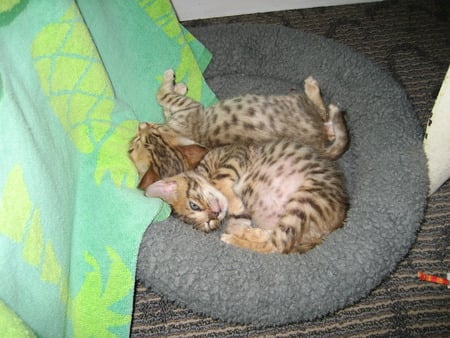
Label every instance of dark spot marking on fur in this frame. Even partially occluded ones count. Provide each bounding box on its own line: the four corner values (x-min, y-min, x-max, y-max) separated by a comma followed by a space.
247, 107, 256, 116
213, 173, 231, 180
277, 164, 285, 173
229, 213, 251, 220
231, 114, 238, 124
286, 207, 306, 222
243, 186, 254, 198
269, 114, 275, 125
222, 105, 231, 114
243, 122, 256, 130
258, 173, 270, 183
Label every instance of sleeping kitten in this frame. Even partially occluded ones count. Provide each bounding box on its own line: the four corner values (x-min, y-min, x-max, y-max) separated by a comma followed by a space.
145, 135, 348, 254
129, 70, 348, 189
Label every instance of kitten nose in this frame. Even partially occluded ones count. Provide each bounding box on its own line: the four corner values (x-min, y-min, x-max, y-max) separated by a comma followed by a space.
209, 198, 223, 219
210, 210, 220, 218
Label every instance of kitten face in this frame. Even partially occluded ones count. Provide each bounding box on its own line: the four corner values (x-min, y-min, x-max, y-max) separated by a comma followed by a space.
128, 123, 208, 189
145, 172, 228, 232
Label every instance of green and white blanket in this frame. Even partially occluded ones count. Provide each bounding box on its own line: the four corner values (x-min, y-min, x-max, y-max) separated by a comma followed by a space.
0, 0, 215, 336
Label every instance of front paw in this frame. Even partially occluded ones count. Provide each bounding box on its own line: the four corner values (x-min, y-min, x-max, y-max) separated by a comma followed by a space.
163, 69, 175, 83
195, 219, 221, 233
327, 103, 340, 120
304, 76, 321, 100
161, 69, 187, 96
220, 231, 277, 253
221, 233, 237, 245
174, 82, 187, 95
224, 219, 252, 237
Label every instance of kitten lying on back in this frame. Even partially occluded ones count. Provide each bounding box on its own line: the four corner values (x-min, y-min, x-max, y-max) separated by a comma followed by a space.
129, 70, 348, 189
145, 134, 348, 254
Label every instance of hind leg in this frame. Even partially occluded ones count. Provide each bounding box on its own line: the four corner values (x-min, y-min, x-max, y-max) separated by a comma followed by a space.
322, 104, 349, 160
304, 76, 327, 121
304, 77, 349, 159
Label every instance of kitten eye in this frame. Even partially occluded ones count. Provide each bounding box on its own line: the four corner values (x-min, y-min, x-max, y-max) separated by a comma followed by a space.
189, 201, 202, 211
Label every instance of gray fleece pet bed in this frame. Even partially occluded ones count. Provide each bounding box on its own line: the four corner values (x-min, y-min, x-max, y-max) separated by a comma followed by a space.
137, 24, 428, 326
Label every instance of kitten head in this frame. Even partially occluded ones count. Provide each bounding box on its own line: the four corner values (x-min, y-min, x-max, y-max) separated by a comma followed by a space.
145, 171, 228, 232
129, 122, 208, 190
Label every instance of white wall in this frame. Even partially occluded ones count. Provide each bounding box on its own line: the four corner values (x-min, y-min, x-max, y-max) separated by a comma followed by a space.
171, 0, 382, 21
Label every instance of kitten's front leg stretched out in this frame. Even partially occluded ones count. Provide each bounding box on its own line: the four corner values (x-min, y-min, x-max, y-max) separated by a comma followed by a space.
158, 69, 188, 119
221, 226, 278, 253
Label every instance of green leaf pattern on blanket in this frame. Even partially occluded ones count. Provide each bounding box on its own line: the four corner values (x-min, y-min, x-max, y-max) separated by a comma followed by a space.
31, 4, 137, 187
32, 4, 114, 154
94, 119, 138, 186
139, 0, 204, 101
0, 166, 64, 288
1, 166, 133, 333
2, 0, 214, 336
0, 166, 31, 242
70, 247, 133, 337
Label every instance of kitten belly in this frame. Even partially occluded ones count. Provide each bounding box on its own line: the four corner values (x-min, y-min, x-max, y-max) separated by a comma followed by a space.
243, 164, 305, 230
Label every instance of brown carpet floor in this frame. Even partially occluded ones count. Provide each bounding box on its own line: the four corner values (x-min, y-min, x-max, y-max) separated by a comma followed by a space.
131, 0, 450, 336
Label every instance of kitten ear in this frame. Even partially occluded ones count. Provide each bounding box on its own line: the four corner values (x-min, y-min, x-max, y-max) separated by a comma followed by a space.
138, 169, 159, 190
177, 144, 209, 169
145, 179, 178, 202
137, 122, 151, 136
138, 122, 149, 130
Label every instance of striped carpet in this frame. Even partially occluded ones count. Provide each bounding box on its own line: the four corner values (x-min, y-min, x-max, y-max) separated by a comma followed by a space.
131, 0, 450, 336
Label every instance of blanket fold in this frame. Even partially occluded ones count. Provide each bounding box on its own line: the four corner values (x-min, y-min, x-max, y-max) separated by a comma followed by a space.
0, 0, 215, 336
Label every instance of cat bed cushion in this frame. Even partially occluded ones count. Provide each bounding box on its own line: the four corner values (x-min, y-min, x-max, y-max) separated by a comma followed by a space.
137, 24, 428, 326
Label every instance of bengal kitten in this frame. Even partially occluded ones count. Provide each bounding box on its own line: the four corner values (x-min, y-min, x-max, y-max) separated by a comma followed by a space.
129, 69, 348, 189
145, 136, 348, 254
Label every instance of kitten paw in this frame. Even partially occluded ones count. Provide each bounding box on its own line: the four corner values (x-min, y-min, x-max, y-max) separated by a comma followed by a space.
304, 75, 319, 89
163, 69, 175, 82
304, 75, 327, 120
220, 233, 237, 245
196, 219, 221, 233
220, 232, 278, 253
322, 103, 348, 159
304, 76, 320, 99
174, 82, 187, 95
324, 104, 342, 139
158, 69, 176, 100
327, 103, 340, 119
224, 219, 252, 236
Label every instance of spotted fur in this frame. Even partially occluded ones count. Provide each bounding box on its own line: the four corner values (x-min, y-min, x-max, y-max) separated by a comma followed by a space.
146, 139, 348, 254
129, 70, 348, 189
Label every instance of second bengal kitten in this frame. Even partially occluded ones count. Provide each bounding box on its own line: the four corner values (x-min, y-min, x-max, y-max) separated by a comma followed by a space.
145, 136, 348, 254
129, 70, 348, 189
